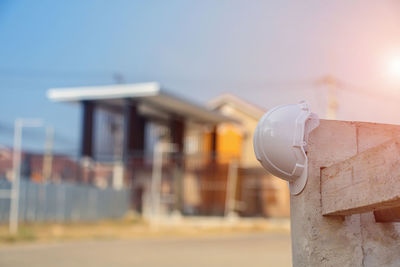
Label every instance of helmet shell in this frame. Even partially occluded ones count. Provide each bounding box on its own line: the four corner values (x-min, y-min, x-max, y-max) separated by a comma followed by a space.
253, 102, 319, 195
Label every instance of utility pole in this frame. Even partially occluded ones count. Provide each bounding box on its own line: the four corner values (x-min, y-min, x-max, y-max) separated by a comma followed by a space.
9, 119, 42, 234
9, 119, 22, 234
316, 75, 340, 120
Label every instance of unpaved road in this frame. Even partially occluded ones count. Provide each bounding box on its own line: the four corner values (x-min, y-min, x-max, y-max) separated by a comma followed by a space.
0, 233, 291, 267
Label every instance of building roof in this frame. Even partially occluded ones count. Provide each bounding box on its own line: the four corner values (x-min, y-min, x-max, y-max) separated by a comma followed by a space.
47, 82, 237, 124
208, 93, 267, 119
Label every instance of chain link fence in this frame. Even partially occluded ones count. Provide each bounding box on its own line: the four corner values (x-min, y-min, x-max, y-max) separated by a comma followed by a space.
0, 148, 289, 223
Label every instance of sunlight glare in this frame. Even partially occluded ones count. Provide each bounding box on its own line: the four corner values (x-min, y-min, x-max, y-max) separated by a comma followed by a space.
387, 55, 400, 81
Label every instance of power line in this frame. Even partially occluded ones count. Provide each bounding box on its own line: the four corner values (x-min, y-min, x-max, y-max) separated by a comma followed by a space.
0, 67, 115, 78
1, 66, 399, 105
315, 76, 400, 104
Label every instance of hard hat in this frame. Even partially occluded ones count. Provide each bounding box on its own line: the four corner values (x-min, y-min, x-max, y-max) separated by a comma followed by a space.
253, 101, 319, 195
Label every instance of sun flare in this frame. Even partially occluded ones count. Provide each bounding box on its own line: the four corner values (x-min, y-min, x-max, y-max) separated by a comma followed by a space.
387, 56, 400, 80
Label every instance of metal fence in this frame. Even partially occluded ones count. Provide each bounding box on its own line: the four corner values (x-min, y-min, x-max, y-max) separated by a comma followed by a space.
0, 178, 131, 223
0, 148, 290, 222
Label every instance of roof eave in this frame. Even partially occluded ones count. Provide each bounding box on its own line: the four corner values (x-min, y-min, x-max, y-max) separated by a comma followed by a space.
47, 82, 160, 102
47, 83, 239, 124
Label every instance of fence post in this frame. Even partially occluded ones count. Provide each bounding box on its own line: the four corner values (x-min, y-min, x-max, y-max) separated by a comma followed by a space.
225, 159, 238, 217
9, 120, 22, 234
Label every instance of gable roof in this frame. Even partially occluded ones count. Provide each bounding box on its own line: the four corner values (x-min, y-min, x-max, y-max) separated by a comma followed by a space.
208, 93, 267, 120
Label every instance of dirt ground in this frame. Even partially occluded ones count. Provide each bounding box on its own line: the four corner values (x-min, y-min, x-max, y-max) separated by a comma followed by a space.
0, 216, 290, 244
0, 232, 291, 267
0, 217, 291, 266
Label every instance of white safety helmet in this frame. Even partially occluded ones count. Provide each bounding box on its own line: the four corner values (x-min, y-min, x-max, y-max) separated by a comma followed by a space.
253, 101, 319, 195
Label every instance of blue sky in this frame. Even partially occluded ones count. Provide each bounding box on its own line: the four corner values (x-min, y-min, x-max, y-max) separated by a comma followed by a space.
1, 0, 400, 153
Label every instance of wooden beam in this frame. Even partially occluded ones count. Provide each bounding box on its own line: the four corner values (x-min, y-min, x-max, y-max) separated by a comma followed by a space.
321, 136, 400, 216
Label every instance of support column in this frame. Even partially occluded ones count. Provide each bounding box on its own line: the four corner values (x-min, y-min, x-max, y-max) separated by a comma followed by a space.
170, 117, 185, 213
80, 101, 95, 184
170, 118, 185, 155
81, 101, 95, 158
123, 100, 146, 212
210, 125, 218, 163
123, 100, 146, 163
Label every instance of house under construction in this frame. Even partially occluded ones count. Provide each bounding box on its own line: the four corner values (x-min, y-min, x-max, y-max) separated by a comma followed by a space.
47, 83, 289, 217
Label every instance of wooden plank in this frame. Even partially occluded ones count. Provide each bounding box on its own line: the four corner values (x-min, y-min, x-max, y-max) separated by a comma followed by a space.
321, 135, 400, 216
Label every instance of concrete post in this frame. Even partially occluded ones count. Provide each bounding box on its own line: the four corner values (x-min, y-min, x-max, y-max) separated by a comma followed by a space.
291, 120, 400, 267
